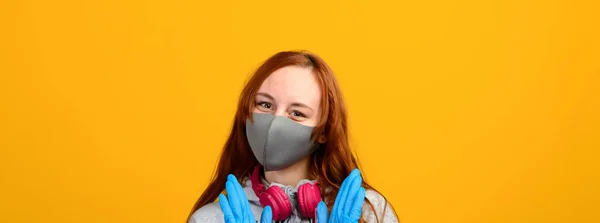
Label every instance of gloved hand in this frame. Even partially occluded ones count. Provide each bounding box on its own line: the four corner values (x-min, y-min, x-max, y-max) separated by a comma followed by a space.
219, 174, 273, 223
315, 169, 366, 223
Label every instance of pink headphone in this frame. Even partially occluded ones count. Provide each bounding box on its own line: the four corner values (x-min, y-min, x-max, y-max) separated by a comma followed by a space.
249, 165, 322, 221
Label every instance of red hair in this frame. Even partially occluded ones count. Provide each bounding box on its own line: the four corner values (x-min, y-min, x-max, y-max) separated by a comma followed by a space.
187, 50, 396, 222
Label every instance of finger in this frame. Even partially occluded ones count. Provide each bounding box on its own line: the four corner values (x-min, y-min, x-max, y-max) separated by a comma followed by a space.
219, 194, 237, 223
332, 169, 359, 218
228, 174, 246, 202
229, 174, 254, 221
332, 169, 359, 217
225, 181, 242, 221
343, 173, 363, 214
348, 187, 366, 222
230, 177, 249, 223
316, 201, 329, 223
260, 206, 272, 223
333, 169, 360, 217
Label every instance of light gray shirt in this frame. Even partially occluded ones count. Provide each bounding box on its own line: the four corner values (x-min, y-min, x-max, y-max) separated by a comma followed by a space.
188, 177, 399, 223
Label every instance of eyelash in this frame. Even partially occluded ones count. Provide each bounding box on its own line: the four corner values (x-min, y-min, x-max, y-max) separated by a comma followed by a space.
257, 101, 272, 109
291, 111, 306, 118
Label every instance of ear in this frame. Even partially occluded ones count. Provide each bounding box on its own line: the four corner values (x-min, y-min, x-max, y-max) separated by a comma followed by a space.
317, 135, 327, 144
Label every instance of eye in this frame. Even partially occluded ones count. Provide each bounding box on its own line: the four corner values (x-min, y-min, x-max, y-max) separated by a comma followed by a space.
256, 101, 273, 111
291, 111, 306, 118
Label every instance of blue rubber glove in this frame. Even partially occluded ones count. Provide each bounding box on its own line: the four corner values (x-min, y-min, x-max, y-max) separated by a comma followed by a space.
315, 169, 366, 223
219, 174, 273, 223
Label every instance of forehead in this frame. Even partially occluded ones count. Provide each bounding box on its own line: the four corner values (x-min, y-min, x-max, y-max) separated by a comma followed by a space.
257, 66, 321, 105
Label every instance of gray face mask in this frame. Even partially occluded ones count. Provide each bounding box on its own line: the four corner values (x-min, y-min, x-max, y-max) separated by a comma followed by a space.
246, 112, 318, 171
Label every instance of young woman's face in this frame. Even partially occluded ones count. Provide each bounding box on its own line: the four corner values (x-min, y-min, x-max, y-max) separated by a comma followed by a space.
253, 65, 322, 126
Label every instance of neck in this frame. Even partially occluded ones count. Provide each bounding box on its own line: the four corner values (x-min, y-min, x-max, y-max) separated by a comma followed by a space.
264, 157, 311, 187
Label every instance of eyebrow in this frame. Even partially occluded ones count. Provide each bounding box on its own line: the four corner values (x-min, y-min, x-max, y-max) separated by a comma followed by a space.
290, 102, 314, 112
256, 92, 314, 112
256, 92, 274, 101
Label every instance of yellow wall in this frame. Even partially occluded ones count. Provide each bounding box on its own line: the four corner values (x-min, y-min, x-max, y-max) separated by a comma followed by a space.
1, 0, 598, 222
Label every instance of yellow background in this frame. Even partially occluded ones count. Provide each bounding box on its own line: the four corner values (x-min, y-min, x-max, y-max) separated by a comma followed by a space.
1, 0, 599, 222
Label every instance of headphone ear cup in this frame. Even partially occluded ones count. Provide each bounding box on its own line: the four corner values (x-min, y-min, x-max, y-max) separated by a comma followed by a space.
260, 186, 293, 221
297, 183, 322, 218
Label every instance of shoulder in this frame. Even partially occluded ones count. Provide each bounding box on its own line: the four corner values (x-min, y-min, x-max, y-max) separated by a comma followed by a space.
361, 189, 399, 223
188, 202, 224, 223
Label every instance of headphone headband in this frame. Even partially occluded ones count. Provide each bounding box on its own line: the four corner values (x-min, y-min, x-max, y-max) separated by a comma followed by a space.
250, 164, 266, 195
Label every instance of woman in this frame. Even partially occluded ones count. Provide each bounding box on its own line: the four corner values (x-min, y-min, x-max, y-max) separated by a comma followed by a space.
187, 50, 398, 223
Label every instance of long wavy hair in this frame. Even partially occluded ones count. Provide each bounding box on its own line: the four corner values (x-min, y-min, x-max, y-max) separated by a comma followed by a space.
187, 50, 396, 222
